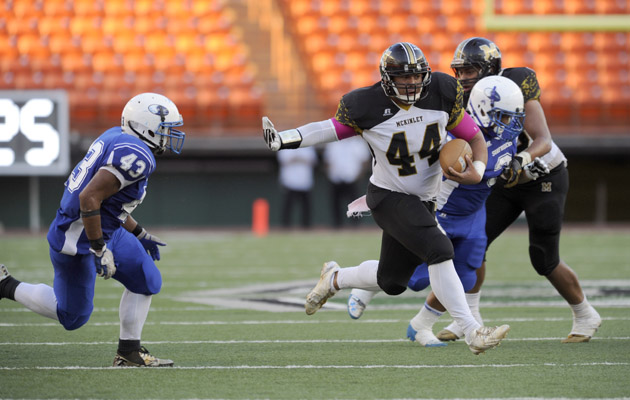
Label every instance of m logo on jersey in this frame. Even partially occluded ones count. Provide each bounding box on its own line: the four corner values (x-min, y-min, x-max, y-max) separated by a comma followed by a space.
541, 182, 552, 192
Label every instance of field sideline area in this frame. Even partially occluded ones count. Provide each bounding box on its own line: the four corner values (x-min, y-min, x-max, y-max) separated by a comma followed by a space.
1, 226, 629, 399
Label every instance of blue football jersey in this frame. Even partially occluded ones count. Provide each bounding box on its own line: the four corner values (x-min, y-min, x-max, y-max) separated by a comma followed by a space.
47, 127, 156, 255
437, 132, 516, 216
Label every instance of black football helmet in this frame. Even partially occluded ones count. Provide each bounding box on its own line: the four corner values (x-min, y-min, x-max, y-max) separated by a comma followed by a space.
380, 42, 432, 104
450, 37, 502, 92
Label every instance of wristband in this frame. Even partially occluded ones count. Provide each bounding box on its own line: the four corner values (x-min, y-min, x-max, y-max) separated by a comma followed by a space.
277, 129, 303, 149
132, 224, 143, 237
80, 209, 100, 218
89, 237, 105, 251
472, 160, 486, 177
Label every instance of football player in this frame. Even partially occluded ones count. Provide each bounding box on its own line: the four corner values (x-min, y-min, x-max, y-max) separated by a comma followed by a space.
348, 76, 524, 346
0, 92, 185, 366
263, 42, 510, 355
435, 37, 601, 343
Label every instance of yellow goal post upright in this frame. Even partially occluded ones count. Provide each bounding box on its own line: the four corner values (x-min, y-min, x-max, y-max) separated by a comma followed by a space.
482, 0, 630, 31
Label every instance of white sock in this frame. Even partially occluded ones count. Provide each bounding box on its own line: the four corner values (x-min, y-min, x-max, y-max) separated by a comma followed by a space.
119, 289, 152, 340
570, 297, 598, 319
465, 291, 483, 325
336, 260, 380, 291
410, 302, 443, 331
349, 288, 377, 305
428, 260, 480, 338
14, 282, 58, 320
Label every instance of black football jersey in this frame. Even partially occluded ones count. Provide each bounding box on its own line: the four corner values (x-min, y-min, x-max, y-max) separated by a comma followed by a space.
334, 72, 466, 200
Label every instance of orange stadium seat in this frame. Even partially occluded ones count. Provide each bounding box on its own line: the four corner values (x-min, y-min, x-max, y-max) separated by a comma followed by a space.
42, 0, 73, 17
320, 0, 349, 16
12, 0, 44, 19
593, 32, 628, 52
352, 0, 381, 16
527, 32, 562, 53
595, 0, 628, 14
38, 16, 70, 37
287, 0, 313, 17
560, 32, 595, 53
532, 0, 565, 14
498, 0, 534, 15
73, 0, 102, 17
564, 0, 596, 14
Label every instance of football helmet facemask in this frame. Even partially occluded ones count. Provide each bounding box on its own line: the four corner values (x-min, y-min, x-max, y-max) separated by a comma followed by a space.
467, 76, 525, 142
380, 42, 432, 104
121, 93, 185, 155
451, 37, 502, 92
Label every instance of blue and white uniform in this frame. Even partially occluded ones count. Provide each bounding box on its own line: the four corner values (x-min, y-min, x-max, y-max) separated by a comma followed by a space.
46, 127, 162, 330
407, 132, 517, 292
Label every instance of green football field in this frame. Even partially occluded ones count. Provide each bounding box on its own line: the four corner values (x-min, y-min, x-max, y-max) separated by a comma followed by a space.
1, 226, 629, 399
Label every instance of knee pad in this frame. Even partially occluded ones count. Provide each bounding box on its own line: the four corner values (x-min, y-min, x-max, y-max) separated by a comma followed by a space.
529, 244, 559, 276
458, 267, 478, 292
377, 273, 407, 295
57, 310, 90, 331
407, 265, 430, 292
425, 233, 454, 266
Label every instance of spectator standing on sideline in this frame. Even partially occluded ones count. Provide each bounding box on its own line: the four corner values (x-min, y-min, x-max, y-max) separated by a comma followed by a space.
277, 146, 318, 228
0, 92, 185, 367
323, 136, 371, 227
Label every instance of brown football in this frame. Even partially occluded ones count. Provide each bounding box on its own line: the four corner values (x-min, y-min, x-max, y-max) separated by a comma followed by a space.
439, 138, 473, 174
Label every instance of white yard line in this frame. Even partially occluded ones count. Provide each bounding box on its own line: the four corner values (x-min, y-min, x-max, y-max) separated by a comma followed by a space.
0, 362, 628, 371
1, 336, 629, 346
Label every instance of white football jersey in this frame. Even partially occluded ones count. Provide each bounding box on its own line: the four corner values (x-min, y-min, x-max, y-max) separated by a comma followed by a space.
335, 72, 466, 201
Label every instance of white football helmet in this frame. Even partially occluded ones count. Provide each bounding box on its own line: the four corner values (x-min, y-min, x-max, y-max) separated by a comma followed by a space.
466, 76, 525, 142
121, 93, 185, 154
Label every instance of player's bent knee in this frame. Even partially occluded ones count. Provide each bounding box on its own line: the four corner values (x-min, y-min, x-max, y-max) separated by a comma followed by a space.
459, 269, 478, 292
58, 311, 90, 331
378, 277, 407, 295
407, 275, 429, 292
425, 236, 454, 266
529, 244, 559, 276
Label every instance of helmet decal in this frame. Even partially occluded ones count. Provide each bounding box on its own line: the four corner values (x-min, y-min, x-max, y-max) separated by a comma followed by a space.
484, 85, 501, 106
479, 43, 501, 61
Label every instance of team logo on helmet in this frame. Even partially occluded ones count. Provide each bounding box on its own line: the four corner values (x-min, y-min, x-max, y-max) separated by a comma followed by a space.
148, 104, 170, 116
484, 85, 501, 106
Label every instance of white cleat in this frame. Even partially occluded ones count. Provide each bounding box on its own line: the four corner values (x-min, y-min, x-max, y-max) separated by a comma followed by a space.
347, 289, 375, 319
407, 324, 447, 347
0, 264, 9, 282
305, 262, 340, 315
466, 325, 510, 355
436, 321, 463, 342
562, 311, 602, 343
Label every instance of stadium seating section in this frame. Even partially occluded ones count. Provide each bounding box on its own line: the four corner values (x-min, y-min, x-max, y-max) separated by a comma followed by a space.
1, 0, 628, 135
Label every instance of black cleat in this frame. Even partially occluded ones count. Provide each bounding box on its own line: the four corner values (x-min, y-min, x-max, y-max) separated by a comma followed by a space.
113, 346, 174, 367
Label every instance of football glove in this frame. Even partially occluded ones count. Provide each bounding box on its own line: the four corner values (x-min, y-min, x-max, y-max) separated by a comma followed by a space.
262, 116, 282, 151
262, 116, 303, 150
523, 157, 550, 181
136, 228, 166, 261
90, 244, 116, 279
502, 151, 532, 188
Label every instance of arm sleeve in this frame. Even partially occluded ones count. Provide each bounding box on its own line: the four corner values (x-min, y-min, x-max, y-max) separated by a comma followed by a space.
297, 117, 357, 147
449, 112, 480, 141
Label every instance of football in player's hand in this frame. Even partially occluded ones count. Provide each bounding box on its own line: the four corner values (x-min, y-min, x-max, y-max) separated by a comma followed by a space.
439, 138, 472, 174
